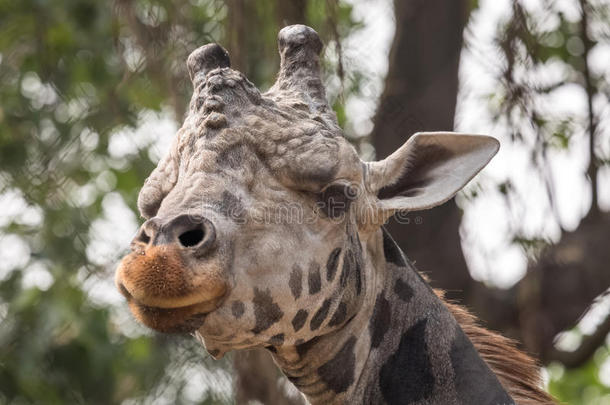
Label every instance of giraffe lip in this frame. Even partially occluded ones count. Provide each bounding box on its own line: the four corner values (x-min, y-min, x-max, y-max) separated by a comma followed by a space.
132, 299, 212, 319
118, 281, 219, 313
117, 281, 220, 312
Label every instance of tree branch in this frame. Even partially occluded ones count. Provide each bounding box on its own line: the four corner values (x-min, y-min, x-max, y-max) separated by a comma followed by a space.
546, 314, 610, 369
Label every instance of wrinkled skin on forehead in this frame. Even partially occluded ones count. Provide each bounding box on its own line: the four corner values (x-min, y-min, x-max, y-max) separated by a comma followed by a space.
143, 77, 362, 219
138, 50, 360, 220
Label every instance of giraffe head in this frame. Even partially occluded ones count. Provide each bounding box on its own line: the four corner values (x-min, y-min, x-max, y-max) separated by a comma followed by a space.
115, 25, 499, 357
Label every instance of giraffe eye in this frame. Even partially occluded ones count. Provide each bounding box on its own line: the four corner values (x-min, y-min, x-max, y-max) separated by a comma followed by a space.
318, 184, 357, 218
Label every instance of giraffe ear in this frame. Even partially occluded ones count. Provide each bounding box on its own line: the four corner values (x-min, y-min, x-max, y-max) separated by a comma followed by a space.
367, 132, 499, 214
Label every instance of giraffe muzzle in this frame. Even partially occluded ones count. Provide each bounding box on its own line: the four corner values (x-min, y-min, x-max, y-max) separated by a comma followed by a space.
115, 215, 228, 333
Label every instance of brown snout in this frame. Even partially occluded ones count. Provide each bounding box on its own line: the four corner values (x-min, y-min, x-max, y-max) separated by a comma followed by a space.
115, 214, 228, 333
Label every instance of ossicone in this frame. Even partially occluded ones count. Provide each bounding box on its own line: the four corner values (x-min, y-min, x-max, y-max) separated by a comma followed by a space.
187, 43, 231, 85
271, 24, 338, 129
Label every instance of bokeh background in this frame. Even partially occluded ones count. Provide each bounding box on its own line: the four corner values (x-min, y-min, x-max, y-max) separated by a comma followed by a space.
1, 0, 609, 404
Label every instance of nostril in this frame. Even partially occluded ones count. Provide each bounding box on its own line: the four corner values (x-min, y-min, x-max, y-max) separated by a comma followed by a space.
132, 227, 152, 248
139, 229, 151, 244
147, 214, 215, 249
178, 228, 205, 247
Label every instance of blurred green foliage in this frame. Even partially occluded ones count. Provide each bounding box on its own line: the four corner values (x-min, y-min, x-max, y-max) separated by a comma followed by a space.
548, 346, 610, 404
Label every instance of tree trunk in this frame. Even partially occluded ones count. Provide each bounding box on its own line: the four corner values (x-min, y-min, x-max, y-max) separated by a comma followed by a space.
369, 0, 525, 350
276, 0, 307, 27
372, 0, 472, 302
225, 0, 247, 73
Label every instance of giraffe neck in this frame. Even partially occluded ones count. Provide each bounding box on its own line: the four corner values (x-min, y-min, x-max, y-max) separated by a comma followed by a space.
272, 228, 515, 405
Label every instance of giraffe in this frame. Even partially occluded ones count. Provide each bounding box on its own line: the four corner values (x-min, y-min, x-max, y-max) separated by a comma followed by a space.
115, 25, 555, 404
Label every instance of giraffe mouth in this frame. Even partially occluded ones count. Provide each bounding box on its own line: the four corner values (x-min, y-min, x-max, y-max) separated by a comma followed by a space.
114, 244, 229, 333
118, 282, 222, 333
